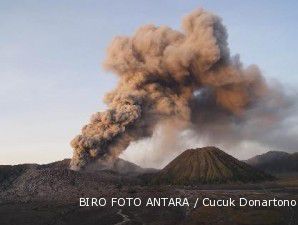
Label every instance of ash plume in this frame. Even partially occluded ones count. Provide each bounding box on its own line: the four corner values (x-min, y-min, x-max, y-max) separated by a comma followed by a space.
70, 9, 276, 170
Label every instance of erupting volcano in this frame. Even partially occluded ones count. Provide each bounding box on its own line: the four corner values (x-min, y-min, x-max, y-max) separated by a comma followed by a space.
70, 8, 283, 170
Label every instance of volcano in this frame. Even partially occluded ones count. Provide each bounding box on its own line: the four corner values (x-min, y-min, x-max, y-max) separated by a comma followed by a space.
153, 147, 272, 185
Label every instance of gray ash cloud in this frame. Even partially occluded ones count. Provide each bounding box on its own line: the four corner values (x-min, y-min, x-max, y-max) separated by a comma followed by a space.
70, 9, 293, 170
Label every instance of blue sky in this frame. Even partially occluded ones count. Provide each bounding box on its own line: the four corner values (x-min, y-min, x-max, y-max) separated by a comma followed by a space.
1, 0, 297, 164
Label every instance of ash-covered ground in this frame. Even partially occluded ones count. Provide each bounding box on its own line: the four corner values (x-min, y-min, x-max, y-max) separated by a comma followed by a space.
0, 149, 297, 225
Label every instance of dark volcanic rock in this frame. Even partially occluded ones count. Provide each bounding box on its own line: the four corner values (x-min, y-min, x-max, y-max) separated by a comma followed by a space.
245, 151, 298, 174
0, 164, 38, 189
153, 146, 272, 185
0, 158, 144, 202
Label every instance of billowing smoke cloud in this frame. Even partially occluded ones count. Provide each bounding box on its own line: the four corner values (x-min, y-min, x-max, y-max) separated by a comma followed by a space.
188, 83, 297, 157
70, 9, 283, 170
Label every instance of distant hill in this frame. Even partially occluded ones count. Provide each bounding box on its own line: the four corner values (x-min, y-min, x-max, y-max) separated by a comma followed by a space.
0, 163, 38, 189
0, 158, 151, 188
153, 147, 272, 185
83, 158, 157, 174
0, 158, 149, 202
245, 151, 298, 174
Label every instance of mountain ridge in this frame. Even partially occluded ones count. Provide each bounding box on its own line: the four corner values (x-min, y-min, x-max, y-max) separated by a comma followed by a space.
153, 146, 272, 185
245, 151, 298, 174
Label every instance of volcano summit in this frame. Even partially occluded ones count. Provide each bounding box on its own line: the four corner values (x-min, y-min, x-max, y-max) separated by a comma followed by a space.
153, 147, 272, 185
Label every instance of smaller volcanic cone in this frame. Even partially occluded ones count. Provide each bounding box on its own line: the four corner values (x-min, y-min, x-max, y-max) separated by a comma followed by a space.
153, 146, 272, 184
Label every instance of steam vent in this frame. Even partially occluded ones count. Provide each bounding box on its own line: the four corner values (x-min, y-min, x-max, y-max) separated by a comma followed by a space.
153, 147, 272, 185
